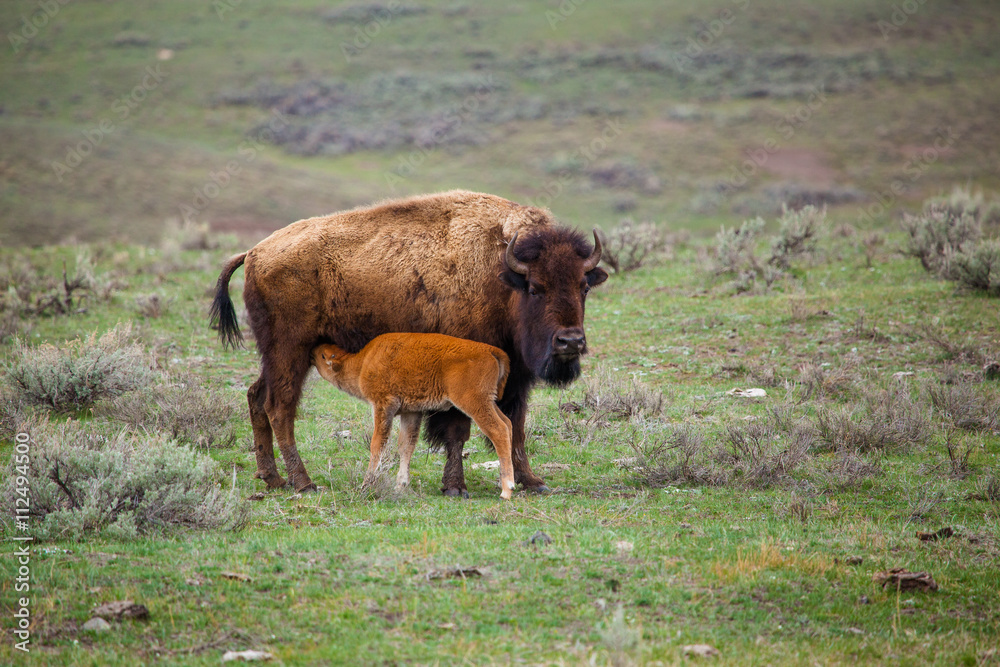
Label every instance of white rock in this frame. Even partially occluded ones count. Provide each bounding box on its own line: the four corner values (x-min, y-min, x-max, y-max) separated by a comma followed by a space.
726, 387, 767, 398
222, 650, 275, 662
82, 617, 111, 632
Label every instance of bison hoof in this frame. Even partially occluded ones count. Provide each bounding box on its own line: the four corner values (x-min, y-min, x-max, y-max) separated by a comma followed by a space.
296, 482, 319, 494
528, 484, 551, 495
443, 488, 470, 499
256, 472, 288, 489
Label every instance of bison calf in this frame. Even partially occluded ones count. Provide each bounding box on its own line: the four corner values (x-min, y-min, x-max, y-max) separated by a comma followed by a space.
312, 333, 516, 499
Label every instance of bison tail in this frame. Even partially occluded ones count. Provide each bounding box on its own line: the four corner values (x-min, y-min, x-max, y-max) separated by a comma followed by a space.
210, 252, 248, 350
493, 350, 510, 401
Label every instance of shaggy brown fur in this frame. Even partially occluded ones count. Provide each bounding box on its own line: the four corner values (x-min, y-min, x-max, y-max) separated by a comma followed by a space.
211, 189, 606, 494
312, 334, 514, 498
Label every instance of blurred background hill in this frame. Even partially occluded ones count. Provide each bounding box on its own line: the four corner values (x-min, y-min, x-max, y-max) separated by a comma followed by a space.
1, 0, 998, 247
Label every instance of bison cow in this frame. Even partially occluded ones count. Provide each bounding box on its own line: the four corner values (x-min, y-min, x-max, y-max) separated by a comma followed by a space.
312, 333, 514, 499
210, 189, 607, 495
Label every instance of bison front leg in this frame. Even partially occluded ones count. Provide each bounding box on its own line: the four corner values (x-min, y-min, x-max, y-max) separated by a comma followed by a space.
427, 410, 471, 498
248, 376, 286, 489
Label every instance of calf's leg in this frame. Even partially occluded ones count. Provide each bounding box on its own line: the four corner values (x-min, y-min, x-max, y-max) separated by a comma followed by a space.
394, 412, 422, 491
499, 384, 548, 493
453, 398, 515, 500
364, 403, 396, 489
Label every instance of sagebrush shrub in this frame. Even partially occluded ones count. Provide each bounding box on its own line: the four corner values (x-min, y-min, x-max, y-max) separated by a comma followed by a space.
901, 206, 980, 274
582, 367, 664, 420
601, 219, 671, 274
94, 377, 242, 448
924, 383, 1000, 432
815, 384, 931, 454
903, 188, 1000, 296
0, 250, 122, 319
717, 420, 810, 488
1, 421, 247, 540
945, 239, 1000, 296
713, 205, 825, 293
3, 323, 153, 413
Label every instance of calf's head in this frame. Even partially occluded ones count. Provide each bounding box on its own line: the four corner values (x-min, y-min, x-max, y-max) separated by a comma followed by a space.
499, 227, 608, 386
312, 344, 349, 386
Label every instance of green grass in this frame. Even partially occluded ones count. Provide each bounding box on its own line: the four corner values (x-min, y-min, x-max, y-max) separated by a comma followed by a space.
1, 226, 999, 665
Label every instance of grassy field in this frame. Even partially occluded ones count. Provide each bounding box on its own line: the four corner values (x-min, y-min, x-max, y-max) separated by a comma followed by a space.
2, 0, 1000, 664
0, 213, 998, 664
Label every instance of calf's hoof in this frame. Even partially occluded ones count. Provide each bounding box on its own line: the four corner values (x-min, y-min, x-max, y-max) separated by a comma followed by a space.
443, 488, 470, 499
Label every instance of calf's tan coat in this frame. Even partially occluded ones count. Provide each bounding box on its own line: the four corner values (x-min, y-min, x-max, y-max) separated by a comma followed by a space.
312, 333, 515, 499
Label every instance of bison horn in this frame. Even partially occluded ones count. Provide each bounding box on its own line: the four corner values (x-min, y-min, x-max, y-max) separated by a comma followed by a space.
504, 232, 530, 276
583, 229, 603, 272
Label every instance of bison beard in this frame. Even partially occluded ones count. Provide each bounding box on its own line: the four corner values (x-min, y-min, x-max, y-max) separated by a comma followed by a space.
210, 190, 606, 495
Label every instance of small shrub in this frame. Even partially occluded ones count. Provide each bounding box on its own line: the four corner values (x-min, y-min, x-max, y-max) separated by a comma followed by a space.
718, 420, 810, 488
924, 383, 1000, 432
824, 451, 882, 488
3, 323, 153, 413
914, 321, 986, 365
582, 368, 664, 420
135, 294, 165, 319
713, 206, 825, 293
769, 205, 825, 270
943, 431, 976, 479
860, 231, 885, 268
0, 387, 27, 442
814, 384, 931, 454
902, 203, 981, 274
970, 474, 1000, 502
797, 361, 861, 402
0, 250, 124, 321
902, 188, 1000, 296
598, 605, 640, 667
945, 239, 1000, 295
1, 421, 248, 540
927, 185, 1000, 233
601, 219, 670, 275
94, 377, 241, 448
625, 423, 716, 487
161, 219, 219, 252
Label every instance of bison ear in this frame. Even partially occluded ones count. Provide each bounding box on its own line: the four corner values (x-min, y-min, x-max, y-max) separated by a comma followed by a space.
498, 270, 528, 292
586, 267, 609, 288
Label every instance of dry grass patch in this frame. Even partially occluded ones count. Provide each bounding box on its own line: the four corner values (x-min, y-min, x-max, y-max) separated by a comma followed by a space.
710, 540, 834, 584
581, 367, 664, 421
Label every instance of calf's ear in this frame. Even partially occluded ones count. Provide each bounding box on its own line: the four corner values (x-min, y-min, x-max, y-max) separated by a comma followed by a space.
586, 267, 609, 288
498, 270, 528, 292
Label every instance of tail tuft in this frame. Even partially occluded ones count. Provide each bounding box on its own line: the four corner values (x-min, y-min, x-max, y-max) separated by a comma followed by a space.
210, 252, 247, 350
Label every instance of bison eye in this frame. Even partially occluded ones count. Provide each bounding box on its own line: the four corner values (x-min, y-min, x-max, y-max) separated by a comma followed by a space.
528, 285, 542, 297
582, 284, 591, 295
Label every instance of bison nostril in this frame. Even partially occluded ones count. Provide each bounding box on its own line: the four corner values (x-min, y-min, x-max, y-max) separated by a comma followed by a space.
555, 334, 585, 352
